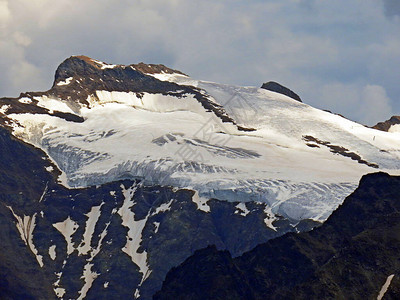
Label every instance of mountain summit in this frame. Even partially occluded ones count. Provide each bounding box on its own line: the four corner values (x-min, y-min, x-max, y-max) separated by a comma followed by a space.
260, 81, 302, 102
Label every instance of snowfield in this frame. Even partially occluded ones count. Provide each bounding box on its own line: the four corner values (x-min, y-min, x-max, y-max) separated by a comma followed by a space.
6, 72, 400, 222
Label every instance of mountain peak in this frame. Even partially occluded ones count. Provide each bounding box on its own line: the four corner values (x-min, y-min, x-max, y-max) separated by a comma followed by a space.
261, 81, 302, 102
53, 56, 186, 86
48, 56, 191, 107
52, 55, 122, 86
373, 115, 400, 132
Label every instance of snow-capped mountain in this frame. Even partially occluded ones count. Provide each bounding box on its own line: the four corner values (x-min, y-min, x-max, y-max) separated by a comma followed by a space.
2, 56, 400, 221
1, 56, 400, 299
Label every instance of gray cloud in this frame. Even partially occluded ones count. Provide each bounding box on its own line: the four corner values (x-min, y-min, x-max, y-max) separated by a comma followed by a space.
383, 0, 400, 17
0, 0, 399, 125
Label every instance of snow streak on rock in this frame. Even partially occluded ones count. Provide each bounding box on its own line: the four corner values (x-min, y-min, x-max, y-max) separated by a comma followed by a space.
77, 263, 99, 300
7, 206, 44, 267
77, 203, 104, 255
377, 274, 395, 300
118, 183, 152, 284
53, 216, 79, 255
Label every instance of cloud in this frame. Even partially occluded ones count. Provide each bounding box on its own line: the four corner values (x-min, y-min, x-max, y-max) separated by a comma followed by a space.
303, 82, 393, 126
383, 0, 400, 17
0, 0, 10, 29
0, 0, 398, 125
359, 85, 393, 125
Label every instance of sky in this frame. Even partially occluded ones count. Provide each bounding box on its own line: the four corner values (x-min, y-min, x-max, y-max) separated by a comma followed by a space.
0, 0, 399, 125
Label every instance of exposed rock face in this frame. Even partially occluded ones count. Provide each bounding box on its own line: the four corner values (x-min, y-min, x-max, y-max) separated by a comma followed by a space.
51, 56, 253, 130
155, 172, 400, 299
373, 116, 400, 132
0, 56, 253, 132
260, 81, 302, 102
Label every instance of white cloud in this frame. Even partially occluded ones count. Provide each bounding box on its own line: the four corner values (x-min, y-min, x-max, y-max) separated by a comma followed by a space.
359, 85, 393, 125
0, 0, 10, 28
13, 31, 31, 47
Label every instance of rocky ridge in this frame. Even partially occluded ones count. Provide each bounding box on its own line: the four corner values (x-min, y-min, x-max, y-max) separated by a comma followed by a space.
155, 172, 400, 299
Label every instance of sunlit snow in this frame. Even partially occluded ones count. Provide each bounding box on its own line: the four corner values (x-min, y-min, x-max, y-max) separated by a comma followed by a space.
6, 73, 400, 223
57, 77, 73, 86
118, 184, 152, 284
53, 217, 79, 255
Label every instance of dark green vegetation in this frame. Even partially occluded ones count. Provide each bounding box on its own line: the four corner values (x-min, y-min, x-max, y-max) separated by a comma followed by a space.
155, 172, 400, 299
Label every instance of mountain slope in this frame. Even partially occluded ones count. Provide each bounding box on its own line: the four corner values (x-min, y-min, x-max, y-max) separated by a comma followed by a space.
2, 56, 400, 224
155, 172, 400, 299
1, 56, 400, 299
0, 125, 308, 299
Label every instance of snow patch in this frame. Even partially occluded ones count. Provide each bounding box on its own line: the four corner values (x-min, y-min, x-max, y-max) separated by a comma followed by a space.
39, 183, 48, 203
57, 77, 73, 86
91, 58, 117, 69
235, 203, 250, 216
53, 217, 79, 255
49, 245, 57, 260
90, 221, 111, 260
389, 124, 400, 133
0, 105, 10, 114
192, 191, 210, 212
152, 199, 174, 215
7, 207, 43, 267
53, 271, 65, 298
18, 97, 32, 104
77, 203, 104, 256
33, 96, 75, 114
90, 90, 206, 116
118, 183, 152, 284
134, 288, 141, 299
54, 287, 65, 298
153, 222, 160, 233
151, 73, 189, 82
77, 263, 99, 300
377, 274, 395, 300
264, 205, 277, 231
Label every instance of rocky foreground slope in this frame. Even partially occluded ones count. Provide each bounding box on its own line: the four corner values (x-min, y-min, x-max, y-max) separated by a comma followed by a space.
155, 172, 400, 299
0, 126, 304, 299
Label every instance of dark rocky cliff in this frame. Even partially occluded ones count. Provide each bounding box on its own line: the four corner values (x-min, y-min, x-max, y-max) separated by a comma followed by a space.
155, 172, 400, 299
373, 116, 400, 132
0, 127, 315, 299
261, 81, 302, 102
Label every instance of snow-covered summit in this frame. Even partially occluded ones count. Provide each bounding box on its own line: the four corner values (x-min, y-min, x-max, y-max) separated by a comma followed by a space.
1, 56, 400, 222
